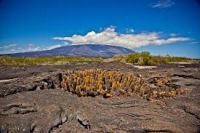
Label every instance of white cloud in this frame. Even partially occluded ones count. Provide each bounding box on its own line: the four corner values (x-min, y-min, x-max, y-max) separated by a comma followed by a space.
26, 44, 42, 51
47, 44, 62, 50
0, 43, 64, 54
151, 0, 175, 8
0, 44, 17, 50
126, 28, 134, 33
169, 33, 177, 37
0, 44, 19, 54
0, 44, 43, 54
191, 41, 199, 44
53, 27, 190, 49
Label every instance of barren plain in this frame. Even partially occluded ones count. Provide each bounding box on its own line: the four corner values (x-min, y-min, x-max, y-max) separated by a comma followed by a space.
0, 62, 200, 133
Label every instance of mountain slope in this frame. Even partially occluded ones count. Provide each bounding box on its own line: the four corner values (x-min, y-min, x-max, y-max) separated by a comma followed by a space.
11, 44, 134, 57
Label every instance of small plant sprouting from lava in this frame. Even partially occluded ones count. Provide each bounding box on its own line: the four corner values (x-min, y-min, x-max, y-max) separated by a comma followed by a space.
60, 69, 187, 99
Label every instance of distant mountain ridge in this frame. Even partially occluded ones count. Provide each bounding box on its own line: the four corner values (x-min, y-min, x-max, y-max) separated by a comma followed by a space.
8, 44, 134, 57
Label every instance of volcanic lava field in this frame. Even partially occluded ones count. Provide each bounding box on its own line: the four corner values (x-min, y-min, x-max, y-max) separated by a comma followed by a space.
0, 62, 200, 133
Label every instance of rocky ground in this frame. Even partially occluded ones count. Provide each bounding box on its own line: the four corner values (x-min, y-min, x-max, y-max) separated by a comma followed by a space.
0, 62, 200, 133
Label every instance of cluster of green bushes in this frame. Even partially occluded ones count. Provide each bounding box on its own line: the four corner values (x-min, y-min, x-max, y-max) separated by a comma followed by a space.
0, 56, 103, 65
126, 52, 197, 65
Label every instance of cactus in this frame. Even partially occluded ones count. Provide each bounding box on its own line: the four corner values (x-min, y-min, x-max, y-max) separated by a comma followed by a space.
60, 69, 186, 99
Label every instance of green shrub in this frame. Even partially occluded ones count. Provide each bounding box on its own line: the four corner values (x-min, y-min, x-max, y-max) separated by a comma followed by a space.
127, 51, 155, 65
112, 55, 127, 62
127, 52, 195, 65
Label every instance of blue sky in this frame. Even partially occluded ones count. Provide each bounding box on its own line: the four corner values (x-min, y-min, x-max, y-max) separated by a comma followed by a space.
0, 0, 200, 58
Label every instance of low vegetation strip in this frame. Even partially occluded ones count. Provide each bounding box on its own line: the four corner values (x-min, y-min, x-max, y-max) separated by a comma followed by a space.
60, 69, 187, 99
0, 56, 103, 65
126, 52, 199, 65
0, 52, 199, 66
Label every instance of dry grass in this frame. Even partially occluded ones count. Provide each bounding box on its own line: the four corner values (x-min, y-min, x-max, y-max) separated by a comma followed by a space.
0, 56, 103, 65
